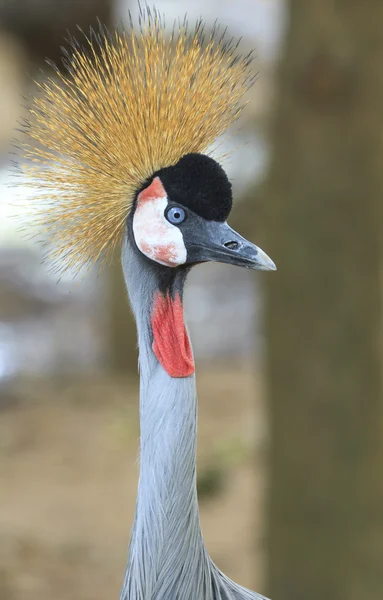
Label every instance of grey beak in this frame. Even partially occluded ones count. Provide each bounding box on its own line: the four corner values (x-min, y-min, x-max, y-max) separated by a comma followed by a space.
185, 220, 276, 271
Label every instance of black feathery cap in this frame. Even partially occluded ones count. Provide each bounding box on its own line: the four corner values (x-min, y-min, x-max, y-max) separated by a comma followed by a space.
154, 153, 233, 222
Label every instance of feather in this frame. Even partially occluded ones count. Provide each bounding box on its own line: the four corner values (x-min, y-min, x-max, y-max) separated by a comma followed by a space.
18, 5, 254, 274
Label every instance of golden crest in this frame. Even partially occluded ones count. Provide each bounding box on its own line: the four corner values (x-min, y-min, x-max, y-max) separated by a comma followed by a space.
19, 6, 254, 274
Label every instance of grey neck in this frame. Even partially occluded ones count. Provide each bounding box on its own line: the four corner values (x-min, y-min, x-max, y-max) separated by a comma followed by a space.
120, 236, 207, 599
120, 235, 263, 600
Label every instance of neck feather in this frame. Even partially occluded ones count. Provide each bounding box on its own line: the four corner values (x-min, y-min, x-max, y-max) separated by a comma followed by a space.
120, 238, 207, 598
120, 236, 261, 600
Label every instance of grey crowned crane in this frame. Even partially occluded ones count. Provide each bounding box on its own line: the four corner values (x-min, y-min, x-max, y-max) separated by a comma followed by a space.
20, 7, 275, 600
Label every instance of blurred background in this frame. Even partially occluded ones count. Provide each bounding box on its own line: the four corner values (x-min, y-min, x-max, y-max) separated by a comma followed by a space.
1, 1, 383, 599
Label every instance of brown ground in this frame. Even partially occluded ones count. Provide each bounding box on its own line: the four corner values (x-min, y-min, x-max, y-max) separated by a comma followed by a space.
0, 361, 266, 600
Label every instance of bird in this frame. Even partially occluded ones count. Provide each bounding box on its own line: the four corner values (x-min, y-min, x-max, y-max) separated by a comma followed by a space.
19, 6, 276, 599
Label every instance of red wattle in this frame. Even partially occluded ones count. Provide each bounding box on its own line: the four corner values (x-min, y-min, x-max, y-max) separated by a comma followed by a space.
151, 291, 195, 378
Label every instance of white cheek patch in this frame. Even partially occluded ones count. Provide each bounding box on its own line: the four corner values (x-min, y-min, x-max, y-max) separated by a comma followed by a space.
133, 177, 187, 267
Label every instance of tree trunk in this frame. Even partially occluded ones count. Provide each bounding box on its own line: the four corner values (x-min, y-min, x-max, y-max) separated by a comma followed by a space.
261, 2, 383, 600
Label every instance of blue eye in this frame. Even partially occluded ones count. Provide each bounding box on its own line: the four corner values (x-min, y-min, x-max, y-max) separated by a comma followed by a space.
166, 206, 186, 225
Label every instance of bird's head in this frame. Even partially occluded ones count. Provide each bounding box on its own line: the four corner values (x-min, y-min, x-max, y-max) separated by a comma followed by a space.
130, 153, 275, 272
19, 7, 275, 278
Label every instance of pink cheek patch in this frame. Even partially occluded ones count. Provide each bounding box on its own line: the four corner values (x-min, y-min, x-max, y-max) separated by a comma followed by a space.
138, 176, 166, 202
133, 177, 187, 267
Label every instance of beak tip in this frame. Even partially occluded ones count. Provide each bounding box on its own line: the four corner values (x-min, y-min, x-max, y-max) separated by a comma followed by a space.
261, 261, 277, 272
254, 247, 277, 272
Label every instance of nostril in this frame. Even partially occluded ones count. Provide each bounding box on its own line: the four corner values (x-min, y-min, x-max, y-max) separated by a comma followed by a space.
224, 240, 239, 250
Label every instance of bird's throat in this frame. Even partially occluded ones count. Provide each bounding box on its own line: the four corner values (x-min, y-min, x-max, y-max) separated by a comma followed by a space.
151, 290, 195, 377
